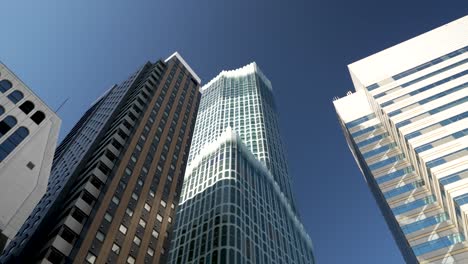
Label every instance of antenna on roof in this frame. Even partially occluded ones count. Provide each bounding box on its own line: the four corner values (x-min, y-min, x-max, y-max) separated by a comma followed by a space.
55, 97, 69, 114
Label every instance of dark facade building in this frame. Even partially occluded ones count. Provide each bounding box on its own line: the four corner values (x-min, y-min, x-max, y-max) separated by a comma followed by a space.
0, 52, 201, 264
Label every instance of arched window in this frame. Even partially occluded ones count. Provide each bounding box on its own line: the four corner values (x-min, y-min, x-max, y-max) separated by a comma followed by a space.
0, 105, 4, 116
31, 111, 46, 124
0, 127, 29, 162
0, 116, 17, 138
7, 90, 24, 104
0, 80, 12, 93
19, 101, 35, 114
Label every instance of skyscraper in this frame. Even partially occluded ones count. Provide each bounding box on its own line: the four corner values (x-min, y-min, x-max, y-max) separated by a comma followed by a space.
0, 52, 201, 264
334, 16, 468, 263
168, 62, 314, 263
0, 63, 61, 252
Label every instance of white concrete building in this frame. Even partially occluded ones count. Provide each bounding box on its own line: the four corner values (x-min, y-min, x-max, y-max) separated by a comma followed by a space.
334, 16, 468, 263
0, 63, 61, 252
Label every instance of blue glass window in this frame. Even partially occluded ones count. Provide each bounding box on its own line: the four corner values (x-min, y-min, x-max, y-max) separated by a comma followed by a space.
367, 83, 380, 91
384, 180, 424, 199
7, 90, 24, 104
0, 127, 29, 162
393, 45, 467, 80
346, 113, 376, 129
0, 105, 4, 116
351, 124, 381, 138
405, 111, 468, 140
376, 59, 468, 99
376, 167, 414, 184
454, 192, 468, 207
0, 80, 12, 93
0, 116, 17, 138
357, 132, 388, 148
415, 128, 468, 153
381, 69, 468, 107
392, 195, 435, 215
369, 154, 404, 171
412, 233, 465, 256
362, 143, 397, 159
401, 213, 449, 234
426, 147, 468, 168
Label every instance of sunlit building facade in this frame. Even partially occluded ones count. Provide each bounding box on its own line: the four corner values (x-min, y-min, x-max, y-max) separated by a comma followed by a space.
168, 62, 314, 263
334, 16, 468, 263
0, 63, 61, 252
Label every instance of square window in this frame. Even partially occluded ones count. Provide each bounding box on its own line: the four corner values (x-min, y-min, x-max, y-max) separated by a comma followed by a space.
168, 216, 172, 223
144, 203, 151, 212
96, 231, 105, 242
112, 243, 120, 254
133, 235, 141, 246
160, 200, 167, 208
119, 224, 127, 235
132, 192, 139, 200
86, 252, 96, 264
147, 247, 154, 256
126, 208, 133, 217
139, 219, 146, 228
152, 230, 159, 239
156, 214, 163, 222
26, 161, 35, 170
127, 256, 136, 264
112, 196, 120, 205
104, 212, 112, 222
149, 190, 155, 197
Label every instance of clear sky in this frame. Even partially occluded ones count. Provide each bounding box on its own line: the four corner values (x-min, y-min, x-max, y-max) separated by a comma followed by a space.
1, 1, 467, 263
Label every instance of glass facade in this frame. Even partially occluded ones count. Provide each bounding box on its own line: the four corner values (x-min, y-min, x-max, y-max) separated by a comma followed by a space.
334, 19, 468, 263
168, 63, 314, 263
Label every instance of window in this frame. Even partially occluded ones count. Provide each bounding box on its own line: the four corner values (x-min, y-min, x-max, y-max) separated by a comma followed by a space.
131, 192, 138, 200
112, 196, 120, 205
0, 116, 17, 137
26, 161, 35, 170
144, 203, 151, 212
112, 243, 121, 254
19, 101, 34, 114
86, 252, 96, 264
0, 105, 4, 115
152, 229, 159, 239
133, 235, 141, 246
127, 256, 136, 264
119, 224, 127, 234
0, 80, 12, 93
0, 126, 29, 162
156, 214, 163, 222
160, 200, 167, 208
31, 111, 45, 124
7, 90, 24, 103
139, 219, 146, 228
104, 212, 113, 222
126, 208, 133, 216
147, 247, 154, 256
95, 231, 105, 242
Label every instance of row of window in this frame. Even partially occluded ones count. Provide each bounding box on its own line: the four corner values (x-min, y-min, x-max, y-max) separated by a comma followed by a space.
381, 69, 468, 108
366, 45, 467, 91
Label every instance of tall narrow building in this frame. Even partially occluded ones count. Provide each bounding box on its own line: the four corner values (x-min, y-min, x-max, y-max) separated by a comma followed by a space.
0, 52, 201, 264
0, 63, 61, 252
333, 16, 468, 263
168, 63, 314, 263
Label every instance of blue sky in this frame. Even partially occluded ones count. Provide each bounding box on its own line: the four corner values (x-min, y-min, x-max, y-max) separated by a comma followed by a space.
1, 1, 467, 263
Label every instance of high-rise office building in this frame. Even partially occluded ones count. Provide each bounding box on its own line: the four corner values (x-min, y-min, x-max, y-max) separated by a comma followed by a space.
0, 52, 201, 264
0, 63, 61, 252
168, 62, 314, 263
333, 16, 468, 263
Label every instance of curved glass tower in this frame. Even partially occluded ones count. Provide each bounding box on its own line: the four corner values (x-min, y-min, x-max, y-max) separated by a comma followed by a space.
168, 63, 314, 263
